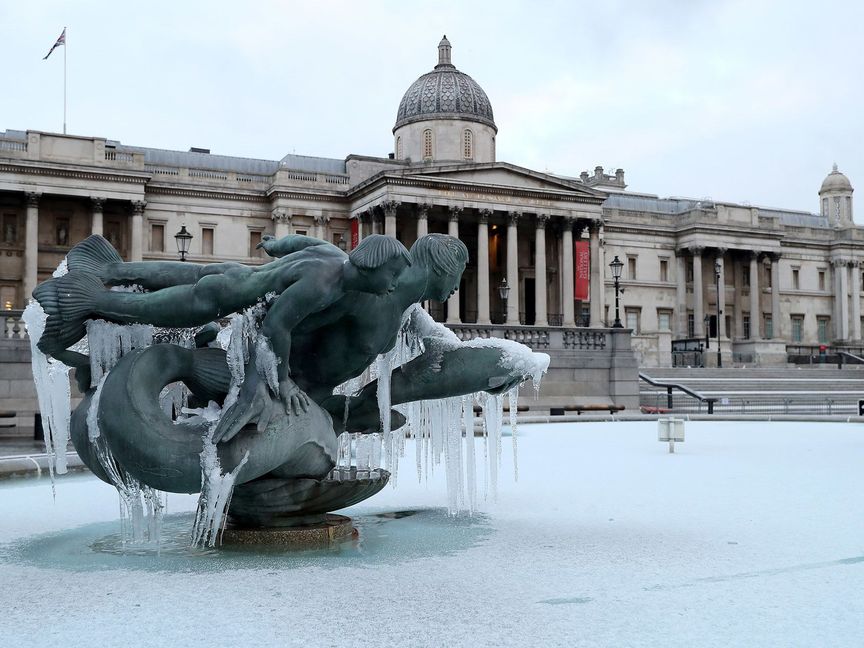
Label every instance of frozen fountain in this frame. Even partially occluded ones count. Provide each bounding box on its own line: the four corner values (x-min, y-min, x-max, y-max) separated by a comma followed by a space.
23, 232, 549, 548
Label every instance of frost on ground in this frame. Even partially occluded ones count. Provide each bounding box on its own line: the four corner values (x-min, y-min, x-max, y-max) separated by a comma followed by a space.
2, 421, 863, 648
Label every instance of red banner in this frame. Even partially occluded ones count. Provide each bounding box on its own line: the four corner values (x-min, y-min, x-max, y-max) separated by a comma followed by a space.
350, 218, 359, 249
574, 240, 590, 300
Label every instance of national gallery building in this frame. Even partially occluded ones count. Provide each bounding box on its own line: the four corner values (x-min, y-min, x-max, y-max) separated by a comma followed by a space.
0, 37, 858, 369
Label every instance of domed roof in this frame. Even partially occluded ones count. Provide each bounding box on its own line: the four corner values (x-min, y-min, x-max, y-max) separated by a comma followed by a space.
394, 36, 496, 132
820, 164, 853, 193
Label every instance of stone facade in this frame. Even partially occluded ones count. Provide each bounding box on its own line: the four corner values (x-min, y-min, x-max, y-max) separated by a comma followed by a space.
0, 36, 858, 379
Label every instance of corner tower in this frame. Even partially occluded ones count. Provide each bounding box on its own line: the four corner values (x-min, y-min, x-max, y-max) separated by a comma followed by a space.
820, 164, 854, 226
393, 36, 497, 164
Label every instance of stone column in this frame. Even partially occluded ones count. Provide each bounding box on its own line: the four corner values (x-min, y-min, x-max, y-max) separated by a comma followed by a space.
314, 214, 330, 240
839, 259, 850, 340
383, 200, 400, 238
749, 251, 761, 339
534, 214, 549, 327
272, 209, 292, 238
589, 221, 603, 327
852, 260, 861, 340
770, 254, 782, 339
446, 206, 462, 324
23, 192, 40, 300
477, 209, 492, 324
674, 249, 687, 336
691, 246, 704, 334
91, 197, 105, 237
715, 249, 727, 339
561, 216, 575, 327
506, 211, 521, 325
733, 254, 744, 338
130, 200, 145, 262
416, 203, 429, 238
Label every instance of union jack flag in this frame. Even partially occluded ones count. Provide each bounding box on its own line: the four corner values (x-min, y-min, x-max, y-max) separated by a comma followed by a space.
43, 28, 66, 60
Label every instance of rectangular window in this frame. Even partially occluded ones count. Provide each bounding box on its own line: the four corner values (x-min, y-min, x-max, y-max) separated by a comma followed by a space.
105, 219, 123, 249
818, 270, 826, 291
764, 313, 773, 339
765, 265, 772, 289
2, 213, 17, 244
742, 266, 750, 287
687, 312, 695, 338
791, 315, 804, 343
659, 259, 668, 282
817, 317, 830, 344
150, 223, 164, 252
625, 308, 640, 334
657, 310, 671, 332
743, 313, 751, 339
686, 264, 694, 283
0, 285, 16, 310
249, 230, 263, 258
202, 227, 214, 256
55, 217, 70, 247
295, 229, 307, 236
792, 268, 800, 290
627, 257, 637, 280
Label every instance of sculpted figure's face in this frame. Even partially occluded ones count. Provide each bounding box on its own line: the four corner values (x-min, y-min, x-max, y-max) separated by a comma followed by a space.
361, 257, 411, 295
426, 262, 466, 302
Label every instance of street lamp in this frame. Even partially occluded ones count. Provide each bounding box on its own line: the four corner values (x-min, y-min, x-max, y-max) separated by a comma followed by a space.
703, 314, 710, 350
498, 278, 511, 302
609, 255, 624, 328
337, 233, 347, 251
714, 259, 722, 367
174, 225, 193, 262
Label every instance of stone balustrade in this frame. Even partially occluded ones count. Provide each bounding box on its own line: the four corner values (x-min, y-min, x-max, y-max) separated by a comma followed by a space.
1, 310, 27, 340
446, 323, 615, 353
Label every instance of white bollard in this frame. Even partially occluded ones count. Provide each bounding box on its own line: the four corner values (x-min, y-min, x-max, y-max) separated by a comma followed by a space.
658, 417, 685, 453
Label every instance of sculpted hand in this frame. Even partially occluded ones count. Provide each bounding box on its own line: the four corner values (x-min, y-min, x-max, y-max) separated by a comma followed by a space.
212, 371, 278, 444
279, 377, 310, 417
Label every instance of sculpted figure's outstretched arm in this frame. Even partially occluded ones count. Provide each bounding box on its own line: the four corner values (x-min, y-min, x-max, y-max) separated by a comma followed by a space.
258, 234, 333, 259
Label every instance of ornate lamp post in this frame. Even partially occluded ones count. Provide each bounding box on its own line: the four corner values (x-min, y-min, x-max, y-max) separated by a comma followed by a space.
337, 233, 348, 251
714, 259, 722, 368
174, 225, 193, 262
496, 278, 511, 325
609, 255, 623, 328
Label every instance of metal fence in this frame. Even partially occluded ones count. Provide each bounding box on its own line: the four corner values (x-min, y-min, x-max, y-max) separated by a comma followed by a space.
640, 391, 860, 415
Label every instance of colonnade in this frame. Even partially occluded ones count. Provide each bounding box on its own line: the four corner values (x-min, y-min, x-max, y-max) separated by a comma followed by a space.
353, 200, 605, 328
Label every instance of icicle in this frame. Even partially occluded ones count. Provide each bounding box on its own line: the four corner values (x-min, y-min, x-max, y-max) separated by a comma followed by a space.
189, 401, 249, 548
22, 301, 72, 478
86, 319, 153, 387
87, 373, 165, 545
508, 385, 520, 482
462, 395, 477, 512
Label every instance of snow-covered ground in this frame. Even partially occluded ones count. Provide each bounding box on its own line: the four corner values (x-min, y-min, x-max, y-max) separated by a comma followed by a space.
1, 421, 863, 647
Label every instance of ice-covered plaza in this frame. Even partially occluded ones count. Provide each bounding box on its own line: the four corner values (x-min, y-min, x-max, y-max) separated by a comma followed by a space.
2, 420, 862, 647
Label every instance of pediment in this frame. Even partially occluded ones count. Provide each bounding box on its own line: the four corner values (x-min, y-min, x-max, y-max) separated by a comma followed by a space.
401, 162, 606, 199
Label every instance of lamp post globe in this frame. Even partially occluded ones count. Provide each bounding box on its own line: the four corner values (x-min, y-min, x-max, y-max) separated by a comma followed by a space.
174, 225, 193, 262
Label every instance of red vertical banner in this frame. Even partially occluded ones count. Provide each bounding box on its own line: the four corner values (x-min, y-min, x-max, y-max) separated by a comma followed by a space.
350, 218, 359, 249
574, 240, 590, 300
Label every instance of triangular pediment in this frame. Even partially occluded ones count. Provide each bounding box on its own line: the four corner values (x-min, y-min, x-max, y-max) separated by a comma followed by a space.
400, 162, 607, 199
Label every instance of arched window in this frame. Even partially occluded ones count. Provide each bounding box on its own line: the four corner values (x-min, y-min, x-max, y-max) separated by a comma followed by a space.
463, 129, 473, 160
423, 129, 433, 160
396, 136, 402, 160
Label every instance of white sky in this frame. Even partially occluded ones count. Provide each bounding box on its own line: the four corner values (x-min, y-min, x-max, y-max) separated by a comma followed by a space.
1, 0, 861, 216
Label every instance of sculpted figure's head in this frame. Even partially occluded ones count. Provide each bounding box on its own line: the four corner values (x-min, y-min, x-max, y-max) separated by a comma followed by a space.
348, 234, 412, 294
411, 234, 469, 301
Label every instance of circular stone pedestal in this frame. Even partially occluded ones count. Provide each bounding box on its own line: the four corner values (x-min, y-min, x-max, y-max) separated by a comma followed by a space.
220, 514, 355, 548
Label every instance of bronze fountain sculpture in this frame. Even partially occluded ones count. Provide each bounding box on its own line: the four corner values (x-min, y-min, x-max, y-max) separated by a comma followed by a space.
25, 232, 549, 546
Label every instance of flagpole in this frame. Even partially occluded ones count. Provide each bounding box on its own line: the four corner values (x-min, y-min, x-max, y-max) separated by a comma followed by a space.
63, 26, 67, 134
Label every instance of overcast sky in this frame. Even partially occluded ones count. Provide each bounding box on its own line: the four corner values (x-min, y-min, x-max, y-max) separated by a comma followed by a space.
1, 0, 861, 216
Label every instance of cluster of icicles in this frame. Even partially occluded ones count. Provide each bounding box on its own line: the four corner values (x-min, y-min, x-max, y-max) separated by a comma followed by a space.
23, 262, 547, 548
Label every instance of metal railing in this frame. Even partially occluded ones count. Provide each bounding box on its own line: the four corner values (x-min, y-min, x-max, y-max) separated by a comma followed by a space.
639, 372, 717, 414
639, 391, 858, 416
837, 350, 864, 369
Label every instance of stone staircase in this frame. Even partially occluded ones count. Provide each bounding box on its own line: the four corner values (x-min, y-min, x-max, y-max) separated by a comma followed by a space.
639, 366, 864, 416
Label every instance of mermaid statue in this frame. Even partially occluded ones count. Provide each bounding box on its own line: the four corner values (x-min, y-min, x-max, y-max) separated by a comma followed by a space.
26, 231, 549, 543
